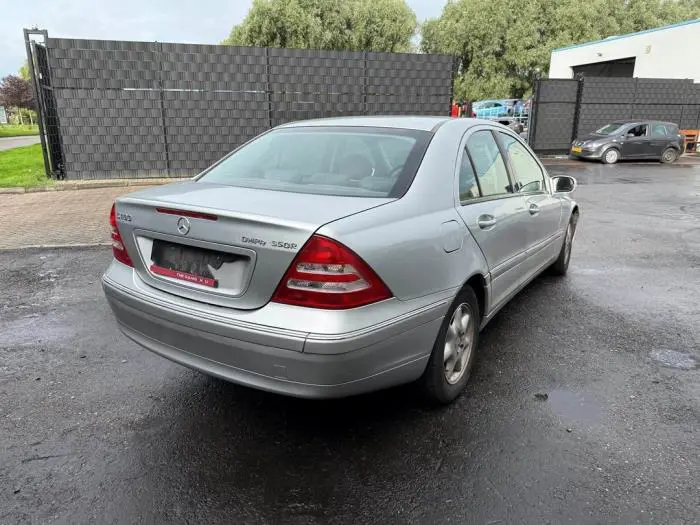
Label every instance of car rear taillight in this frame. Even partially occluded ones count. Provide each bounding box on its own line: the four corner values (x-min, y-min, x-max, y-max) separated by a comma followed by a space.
271, 235, 392, 309
109, 204, 134, 267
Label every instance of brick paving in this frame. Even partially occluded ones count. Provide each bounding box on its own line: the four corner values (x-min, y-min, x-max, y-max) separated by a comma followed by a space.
0, 186, 143, 250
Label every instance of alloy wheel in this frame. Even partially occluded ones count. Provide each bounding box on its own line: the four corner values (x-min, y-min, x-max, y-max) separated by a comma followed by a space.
564, 223, 573, 263
605, 149, 618, 164
444, 303, 475, 384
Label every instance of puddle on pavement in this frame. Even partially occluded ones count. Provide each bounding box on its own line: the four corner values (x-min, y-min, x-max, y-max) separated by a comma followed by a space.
545, 389, 603, 426
649, 348, 698, 370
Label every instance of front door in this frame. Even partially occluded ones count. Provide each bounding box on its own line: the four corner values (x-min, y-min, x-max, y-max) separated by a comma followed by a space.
455, 128, 530, 310
621, 123, 650, 157
497, 132, 562, 270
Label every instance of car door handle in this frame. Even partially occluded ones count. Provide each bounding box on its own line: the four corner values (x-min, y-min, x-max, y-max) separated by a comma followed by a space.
477, 215, 497, 229
529, 203, 540, 215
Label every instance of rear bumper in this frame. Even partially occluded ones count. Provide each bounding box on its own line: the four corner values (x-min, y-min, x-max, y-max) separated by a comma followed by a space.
102, 264, 447, 398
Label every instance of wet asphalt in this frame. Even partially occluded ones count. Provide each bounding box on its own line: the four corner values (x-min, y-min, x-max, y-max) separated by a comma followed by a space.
1, 161, 699, 524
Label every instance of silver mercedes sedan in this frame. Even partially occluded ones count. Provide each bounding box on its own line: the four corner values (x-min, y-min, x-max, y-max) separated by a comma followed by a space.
103, 116, 578, 404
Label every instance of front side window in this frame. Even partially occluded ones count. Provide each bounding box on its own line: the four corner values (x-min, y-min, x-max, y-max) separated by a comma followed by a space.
466, 131, 513, 197
198, 127, 430, 198
627, 124, 648, 137
499, 133, 545, 193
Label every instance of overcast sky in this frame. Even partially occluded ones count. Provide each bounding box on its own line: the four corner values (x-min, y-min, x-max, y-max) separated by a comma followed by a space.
1, 0, 446, 79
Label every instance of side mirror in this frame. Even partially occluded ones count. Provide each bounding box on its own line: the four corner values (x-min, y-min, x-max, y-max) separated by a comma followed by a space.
552, 175, 576, 193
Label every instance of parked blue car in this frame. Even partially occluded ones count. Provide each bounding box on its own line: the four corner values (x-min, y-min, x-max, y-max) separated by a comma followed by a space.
473, 100, 511, 119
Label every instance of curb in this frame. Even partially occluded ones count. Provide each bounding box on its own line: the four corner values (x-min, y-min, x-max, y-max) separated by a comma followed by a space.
0, 178, 190, 195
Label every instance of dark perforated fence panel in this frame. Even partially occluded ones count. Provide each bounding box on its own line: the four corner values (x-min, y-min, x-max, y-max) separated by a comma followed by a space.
528, 79, 580, 154
530, 77, 700, 154
27, 33, 456, 180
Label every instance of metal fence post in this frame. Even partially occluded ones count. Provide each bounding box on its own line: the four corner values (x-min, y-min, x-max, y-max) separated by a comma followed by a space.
363, 51, 368, 115
571, 73, 584, 144
156, 42, 171, 177
449, 57, 458, 115
265, 47, 273, 129
528, 72, 541, 147
23, 29, 51, 179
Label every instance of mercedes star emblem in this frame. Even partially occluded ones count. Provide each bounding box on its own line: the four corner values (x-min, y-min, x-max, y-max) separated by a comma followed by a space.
177, 216, 191, 235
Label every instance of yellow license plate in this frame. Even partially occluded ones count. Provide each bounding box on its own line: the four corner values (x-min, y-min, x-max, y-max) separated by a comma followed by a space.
571, 146, 582, 153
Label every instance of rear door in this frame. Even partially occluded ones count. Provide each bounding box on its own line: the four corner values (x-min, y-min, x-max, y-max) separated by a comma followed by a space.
621, 123, 650, 157
497, 131, 562, 271
665, 123, 683, 151
455, 128, 530, 309
649, 122, 670, 157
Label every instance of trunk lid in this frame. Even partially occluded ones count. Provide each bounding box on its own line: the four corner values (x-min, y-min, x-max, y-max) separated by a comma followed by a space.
115, 181, 393, 309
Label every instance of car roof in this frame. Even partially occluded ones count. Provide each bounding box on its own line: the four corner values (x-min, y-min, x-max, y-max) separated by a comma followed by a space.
610, 120, 676, 126
276, 116, 453, 132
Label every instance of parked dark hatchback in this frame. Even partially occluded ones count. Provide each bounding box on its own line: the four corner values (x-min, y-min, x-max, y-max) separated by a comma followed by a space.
571, 121, 683, 164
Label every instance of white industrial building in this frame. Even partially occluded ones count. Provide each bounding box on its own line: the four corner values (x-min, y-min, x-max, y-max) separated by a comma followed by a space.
549, 18, 700, 81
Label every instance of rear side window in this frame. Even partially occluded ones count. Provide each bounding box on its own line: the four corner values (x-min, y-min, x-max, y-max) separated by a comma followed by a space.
651, 123, 668, 138
198, 127, 431, 198
666, 124, 679, 136
458, 147, 480, 202
466, 131, 513, 197
499, 133, 545, 193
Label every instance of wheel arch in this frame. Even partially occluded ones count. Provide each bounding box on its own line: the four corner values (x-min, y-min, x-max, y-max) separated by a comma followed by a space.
458, 273, 488, 321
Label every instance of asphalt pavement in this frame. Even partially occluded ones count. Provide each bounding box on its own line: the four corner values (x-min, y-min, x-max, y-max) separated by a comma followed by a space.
1, 162, 699, 524
0, 136, 41, 151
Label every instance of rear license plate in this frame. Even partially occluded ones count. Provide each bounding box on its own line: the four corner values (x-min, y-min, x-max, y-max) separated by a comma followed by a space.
150, 239, 240, 289
571, 146, 582, 153
150, 264, 218, 287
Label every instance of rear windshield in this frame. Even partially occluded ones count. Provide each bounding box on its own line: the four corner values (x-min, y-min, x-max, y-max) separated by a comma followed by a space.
198, 127, 432, 198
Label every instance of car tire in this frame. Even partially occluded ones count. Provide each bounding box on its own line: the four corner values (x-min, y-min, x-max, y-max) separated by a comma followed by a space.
421, 286, 480, 404
601, 148, 620, 164
550, 212, 579, 276
660, 147, 679, 164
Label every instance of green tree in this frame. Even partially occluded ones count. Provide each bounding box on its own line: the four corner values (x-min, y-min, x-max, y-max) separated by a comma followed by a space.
19, 61, 31, 81
223, 0, 417, 52
421, 0, 700, 101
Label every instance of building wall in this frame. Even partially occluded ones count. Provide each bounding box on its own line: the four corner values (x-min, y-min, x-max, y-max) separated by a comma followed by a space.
549, 19, 700, 81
